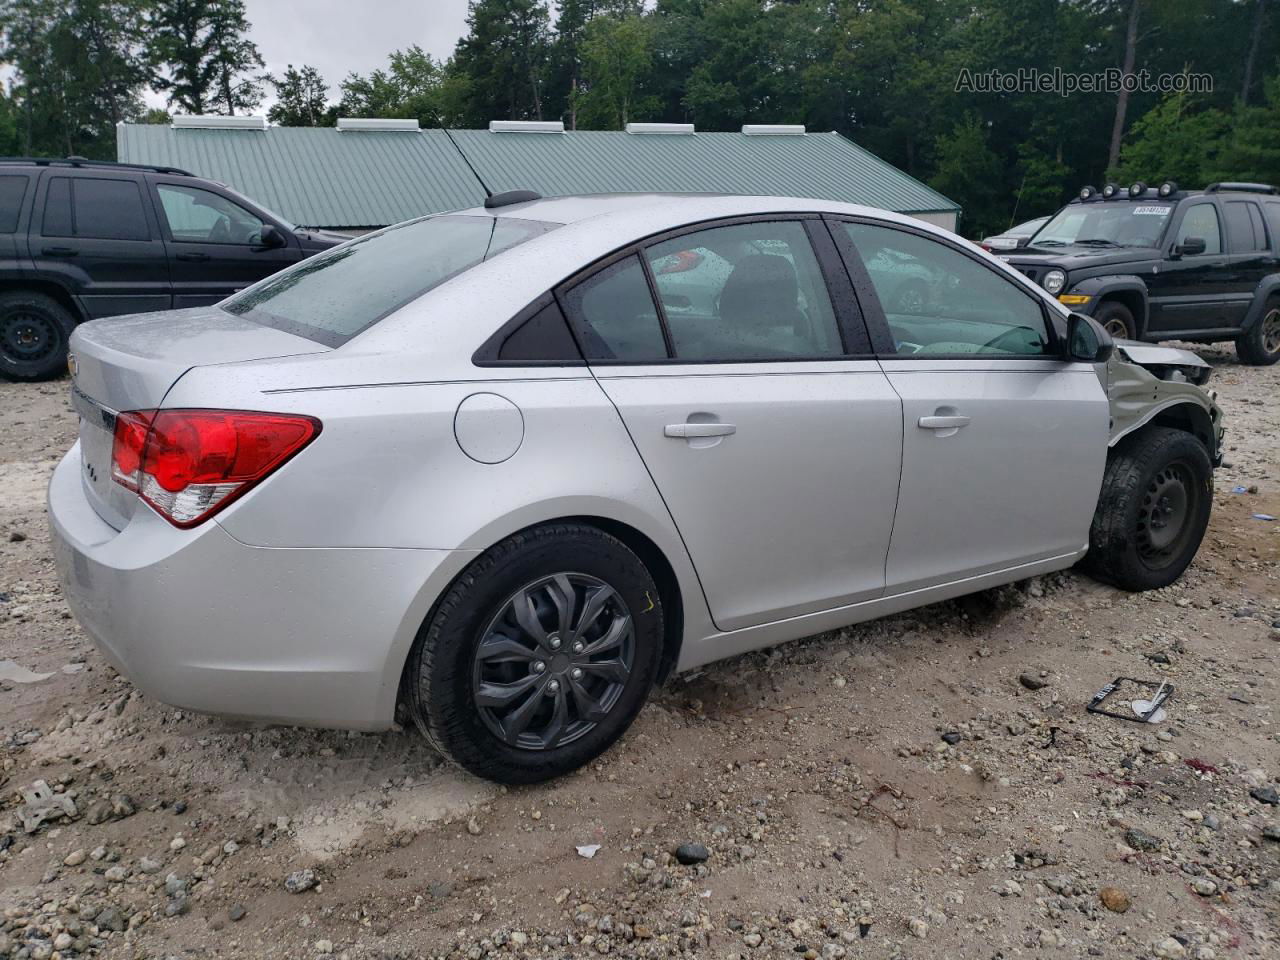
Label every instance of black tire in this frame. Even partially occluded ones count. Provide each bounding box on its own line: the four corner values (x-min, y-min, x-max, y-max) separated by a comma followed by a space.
1235, 304, 1280, 366
1084, 427, 1212, 591
1094, 300, 1136, 340
405, 523, 664, 784
0, 291, 76, 382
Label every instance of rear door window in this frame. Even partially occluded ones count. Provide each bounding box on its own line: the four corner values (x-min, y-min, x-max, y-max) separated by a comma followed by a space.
0, 175, 29, 232
1223, 201, 1265, 253
40, 176, 150, 240
223, 214, 556, 345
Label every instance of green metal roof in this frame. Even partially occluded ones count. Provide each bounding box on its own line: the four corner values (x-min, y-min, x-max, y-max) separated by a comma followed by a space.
117, 124, 958, 230
117, 125, 485, 228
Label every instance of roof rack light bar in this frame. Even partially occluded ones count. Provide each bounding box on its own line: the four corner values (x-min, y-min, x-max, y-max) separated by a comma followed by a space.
336, 118, 420, 132
742, 124, 806, 136
625, 122, 695, 135
489, 120, 565, 134
172, 114, 267, 131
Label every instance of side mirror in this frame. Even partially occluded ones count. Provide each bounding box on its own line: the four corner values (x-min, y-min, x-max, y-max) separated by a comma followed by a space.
257, 224, 286, 249
1066, 311, 1114, 363
1173, 236, 1206, 258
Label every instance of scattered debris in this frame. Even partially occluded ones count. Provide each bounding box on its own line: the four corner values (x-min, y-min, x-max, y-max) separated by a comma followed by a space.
284, 869, 317, 894
1018, 671, 1049, 690
0, 659, 53, 684
1249, 786, 1279, 806
15, 780, 77, 833
576, 844, 601, 859
1099, 886, 1131, 913
1087, 677, 1174, 723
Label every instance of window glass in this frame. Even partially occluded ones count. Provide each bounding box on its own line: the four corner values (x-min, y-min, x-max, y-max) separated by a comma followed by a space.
644, 221, 842, 360
1265, 203, 1280, 252
0, 176, 29, 233
158, 184, 266, 245
839, 222, 1051, 356
1247, 203, 1269, 251
72, 178, 150, 240
1223, 201, 1263, 253
42, 177, 73, 237
562, 255, 666, 361
1175, 204, 1221, 255
1033, 201, 1171, 248
224, 214, 555, 346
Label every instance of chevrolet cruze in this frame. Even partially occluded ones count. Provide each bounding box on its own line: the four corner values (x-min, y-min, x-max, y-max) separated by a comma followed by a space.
49, 193, 1223, 783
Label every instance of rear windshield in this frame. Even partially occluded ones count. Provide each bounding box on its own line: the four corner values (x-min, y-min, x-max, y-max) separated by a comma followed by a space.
222, 214, 557, 345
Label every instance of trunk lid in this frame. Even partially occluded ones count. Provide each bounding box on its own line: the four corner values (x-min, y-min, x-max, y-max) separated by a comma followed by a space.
68, 306, 328, 530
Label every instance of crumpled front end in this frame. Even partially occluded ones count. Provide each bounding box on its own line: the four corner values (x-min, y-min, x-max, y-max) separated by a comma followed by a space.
1106, 342, 1225, 465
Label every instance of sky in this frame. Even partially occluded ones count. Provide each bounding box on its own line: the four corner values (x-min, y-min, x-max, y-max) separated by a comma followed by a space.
145, 0, 474, 110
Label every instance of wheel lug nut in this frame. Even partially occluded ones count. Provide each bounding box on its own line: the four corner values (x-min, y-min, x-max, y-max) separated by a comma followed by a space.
571, 667, 583, 680
532, 661, 546, 674
549, 636, 561, 650
548, 679, 560, 692
572, 641, 584, 654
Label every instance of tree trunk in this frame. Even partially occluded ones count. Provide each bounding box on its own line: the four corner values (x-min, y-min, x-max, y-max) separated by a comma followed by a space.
1242, 0, 1267, 105
1107, 0, 1141, 171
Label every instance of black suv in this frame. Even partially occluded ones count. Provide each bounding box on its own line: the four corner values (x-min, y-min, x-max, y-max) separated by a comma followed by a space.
0, 157, 344, 380
1004, 181, 1280, 365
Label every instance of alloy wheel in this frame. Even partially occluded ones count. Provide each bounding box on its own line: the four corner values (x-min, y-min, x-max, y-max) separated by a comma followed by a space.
1134, 462, 1198, 569
1101, 315, 1130, 339
1262, 308, 1280, 355
472, 573, 634, 751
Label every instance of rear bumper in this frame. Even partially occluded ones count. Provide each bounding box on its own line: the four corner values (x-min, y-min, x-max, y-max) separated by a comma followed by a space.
48, 442, 472, 731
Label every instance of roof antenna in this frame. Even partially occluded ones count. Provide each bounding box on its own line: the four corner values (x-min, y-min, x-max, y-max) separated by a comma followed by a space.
431, 111, 492, 199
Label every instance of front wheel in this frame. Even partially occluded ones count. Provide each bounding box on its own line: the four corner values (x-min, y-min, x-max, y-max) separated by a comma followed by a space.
404, 523, 664, 784
1084, 427, 1213, 591
0, 291, 77, 381
1094, 301, 1136, 340
1236, 305, 1280, 366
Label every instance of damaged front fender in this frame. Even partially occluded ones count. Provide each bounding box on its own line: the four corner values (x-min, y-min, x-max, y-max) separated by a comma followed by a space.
1106, 342, 1224, 464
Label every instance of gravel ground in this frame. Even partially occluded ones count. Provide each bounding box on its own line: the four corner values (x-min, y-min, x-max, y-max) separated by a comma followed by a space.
1, 344, 1277, 960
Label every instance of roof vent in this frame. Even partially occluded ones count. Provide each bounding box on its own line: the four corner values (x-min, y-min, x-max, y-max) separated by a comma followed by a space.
489, 120, 565, 134
742, 124, 806, 136
172, 114, 267, 131
625, 122, 695, 135
336, 118, 420, 132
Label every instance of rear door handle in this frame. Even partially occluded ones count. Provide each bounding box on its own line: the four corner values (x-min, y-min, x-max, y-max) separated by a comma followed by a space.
42, 246, 77, 257
664, 422, 737, 438
176, 252, 210, 262
918, 415, 971, 430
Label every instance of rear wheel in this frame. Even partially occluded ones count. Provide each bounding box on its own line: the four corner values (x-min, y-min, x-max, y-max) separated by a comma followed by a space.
1094, 300, 1136, 340
1236, 305, 1280, 366
405, 523, 664, 784
0, 291, 76, 382
1084, 427, 1212, 591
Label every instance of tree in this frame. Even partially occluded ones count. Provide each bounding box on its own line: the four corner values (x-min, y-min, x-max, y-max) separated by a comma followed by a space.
338, 47, 459, 125
929, 115, 1006, 238
269, 64, 332, 126
1115, 88, 1227, 185
1213, 76, 1280, 185
576, 11, 655, 128
147, 0, 266, 115
451, 0, 551, 123
0, 0, 150, 157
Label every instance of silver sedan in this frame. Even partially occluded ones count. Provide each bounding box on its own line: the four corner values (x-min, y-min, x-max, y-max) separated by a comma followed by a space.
49, 193, 1221, 783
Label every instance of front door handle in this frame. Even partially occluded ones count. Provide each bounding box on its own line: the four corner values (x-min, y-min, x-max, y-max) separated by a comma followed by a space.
918, 415, 971, 430
42, 246, 77, 257
665, 422, 737, 439
176, 252, 211, 262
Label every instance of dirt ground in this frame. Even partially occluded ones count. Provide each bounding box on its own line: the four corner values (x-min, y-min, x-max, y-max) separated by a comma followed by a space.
1, 344, 1277, 960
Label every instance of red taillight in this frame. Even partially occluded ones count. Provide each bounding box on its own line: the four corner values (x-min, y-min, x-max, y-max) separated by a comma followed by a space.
111, 409, 320, 528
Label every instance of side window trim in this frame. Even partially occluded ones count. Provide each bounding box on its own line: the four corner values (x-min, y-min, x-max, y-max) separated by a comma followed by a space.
823, 213, 1063, 360
554, 212, 871, 366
